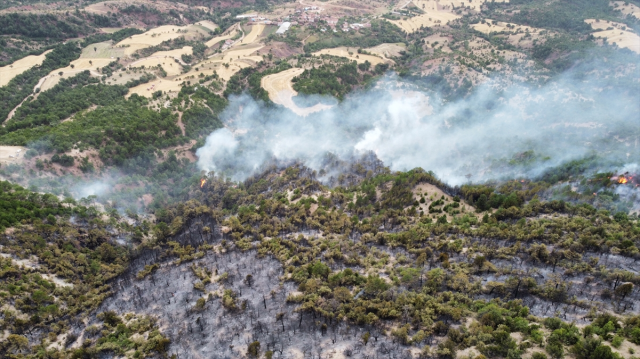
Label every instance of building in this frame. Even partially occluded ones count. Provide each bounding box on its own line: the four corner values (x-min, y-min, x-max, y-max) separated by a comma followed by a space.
276, 22, 291, 34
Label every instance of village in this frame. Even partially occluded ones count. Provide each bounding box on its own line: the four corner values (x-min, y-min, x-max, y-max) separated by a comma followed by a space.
238, 4, 372, 35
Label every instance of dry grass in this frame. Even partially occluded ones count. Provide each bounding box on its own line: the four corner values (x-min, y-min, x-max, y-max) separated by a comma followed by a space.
312, 46, 392, 65
196, 20, 218, 32
100, 27, 125, 33
239, 23, 265, 45
129, 46, 192, 76
80, 41, 126, 59
586, 19, 640, 53
0, 50, 52, 87
116, 24, 208, 55
611, 1, 640, 19
0, 146, 27, 165
472, 20, 541, 35
261, 67, 333, 116
40, 58, 113, 91
366, 43, 406, 58
389, 1, 462, 33
205, 32, 236, 47
218, 44, 264, 59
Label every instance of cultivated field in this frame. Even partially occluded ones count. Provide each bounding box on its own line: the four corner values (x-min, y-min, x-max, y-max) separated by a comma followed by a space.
39, 58, 113, 91
388, 11, 460, 33
205, 32, 235, 47
261, 67, 333, 116
239, 24, 265, 45
586, 19, 640, 53
472, 20, 540, 35
0, 146, 26, 165
0, 50, 52, 87
80, 41, 126, 59
366, 43, 406, 58
129, 46, 192, 76
85, 0, 192, 15
312, 47, 392, 65
196, 20, 218, 32
611, 1, 640, 19
116, 24, 209, 56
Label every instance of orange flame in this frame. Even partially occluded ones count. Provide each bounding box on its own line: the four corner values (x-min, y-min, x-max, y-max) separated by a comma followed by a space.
200, 179, 207, 188
618, 176, 628, 184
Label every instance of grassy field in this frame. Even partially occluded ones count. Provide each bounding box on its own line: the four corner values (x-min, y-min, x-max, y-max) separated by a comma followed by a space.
366, 43, 406, 59
0, 50, 52, 87
586, 19, 640, 53
312, 47, 392, 65
80, 41, 126, 59
261, 67, 333, 116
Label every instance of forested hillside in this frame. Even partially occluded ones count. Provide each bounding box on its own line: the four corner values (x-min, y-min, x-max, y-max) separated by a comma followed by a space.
0, 0, 638, 358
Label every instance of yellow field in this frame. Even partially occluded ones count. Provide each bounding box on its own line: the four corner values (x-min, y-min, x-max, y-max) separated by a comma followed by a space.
472, 20, 540, 34
611, 1, 640, 19
586, 19, 640, 53
0, 50, 52, 87
80, 41, 126, 59
99, 27, 132, 33
205, 32, 236, 47
312, 47, 392, 65
128, 46, 192, 76
0, 146, 27, 165
40, 58, 113, 91
116, 24, 208, 55
388, 11, 461, 33
196, 20, 218, 32
410, 0, 508, 12
128, 57, 253, 98
366, 43, 406, 58
239, 24, 265, 45
261, 67, 333, 116
218, 44, 264, 59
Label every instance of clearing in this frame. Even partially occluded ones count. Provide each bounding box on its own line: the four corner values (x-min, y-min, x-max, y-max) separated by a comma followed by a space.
312, 46, 392, 65
239, 23, 265, 45
115, 24, 209, 56
261, 67, 333, 116
39, 58, 113, 92
586, 19, 640, 54
611, 1, 640, 20
196, 20, 218, 32
366, 43, 406, 59
0, 50, 52, 87
80, 41, 126, 59
129, 46, 192, 76
0, 146, 27, 165
472, 20, 541, 35
388, 0, 461, 33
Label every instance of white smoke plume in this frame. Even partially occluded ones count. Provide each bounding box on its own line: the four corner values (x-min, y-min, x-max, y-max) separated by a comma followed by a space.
197, 73, 639, 185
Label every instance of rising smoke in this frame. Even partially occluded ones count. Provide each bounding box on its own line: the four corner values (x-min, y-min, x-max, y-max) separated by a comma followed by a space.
196, 72, 640, 185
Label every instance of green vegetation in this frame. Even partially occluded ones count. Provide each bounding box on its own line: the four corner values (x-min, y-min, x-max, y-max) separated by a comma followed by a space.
0, 41, 81, 122
302, 20, 406, 53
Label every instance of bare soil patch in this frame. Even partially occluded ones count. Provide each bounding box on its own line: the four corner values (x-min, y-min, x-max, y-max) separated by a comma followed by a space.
0, 146, 27, 165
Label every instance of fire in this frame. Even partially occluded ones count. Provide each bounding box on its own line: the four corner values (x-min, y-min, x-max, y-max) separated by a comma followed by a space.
200, 179, 207, 188
618, 176, 628, 184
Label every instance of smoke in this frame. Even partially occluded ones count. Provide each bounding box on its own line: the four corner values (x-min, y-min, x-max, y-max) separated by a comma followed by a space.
196, 72, 639, 185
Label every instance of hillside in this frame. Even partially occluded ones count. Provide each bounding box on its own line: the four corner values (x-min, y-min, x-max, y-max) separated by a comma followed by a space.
0, 0, 639, 358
